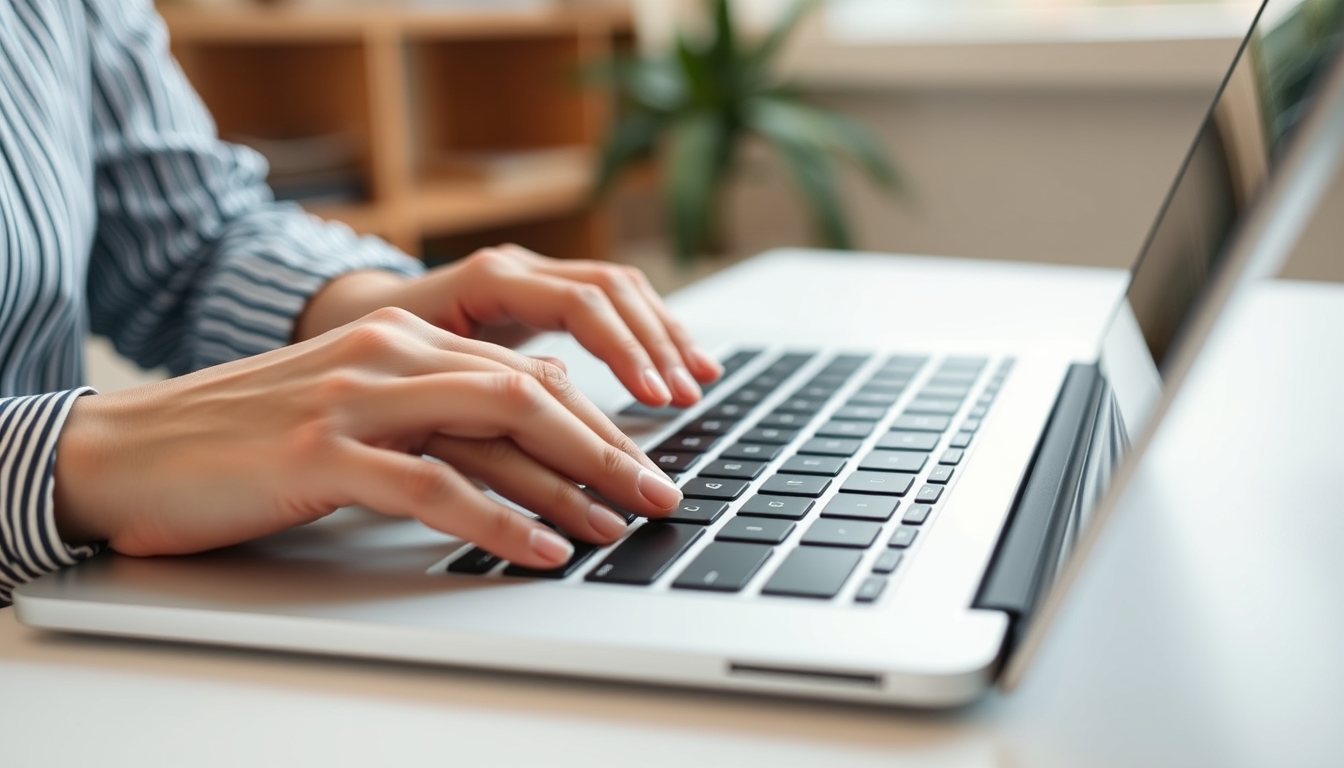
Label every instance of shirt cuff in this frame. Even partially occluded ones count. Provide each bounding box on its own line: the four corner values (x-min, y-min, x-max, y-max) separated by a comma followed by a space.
0, 388, 102, 606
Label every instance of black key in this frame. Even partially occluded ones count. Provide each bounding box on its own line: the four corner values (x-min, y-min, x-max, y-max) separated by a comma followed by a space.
779, 455, 846, 476
795, 385, 836, 399
857, 382, 905, 395
719, 442, 783, 461
904, 399, 962, 415
928, 465, 954, 484
848, 391, 900, 406
761, 548, 861, 599
916, 484, 944, 503
505, 541, 600, 579
586, 522, 704, 585
682, 477, 749, 500
968, 405, 988, 418
656, 434, 720, 454
807, 373, 849, 388
854, 576, 887, 603
801, 519, 881, 548
685, 418, 737, 436
775, 398, 824, 414
928, 371, 979, 385
939, 448, 965, 465
699, 460, 766, 480
717, 516, 795, 544
798, 437, 862, 457
829, 354, 871, 369
672, 542, 774, 592
960, 418, 982, 433
891, 414, 950, 432
774, 352, 816, 370
872, 550, 903, 574
859, 450, 927, 473
741, 427, 797, 445
721, 349, 764, 373
976, 395, 994, 407
888, 526, 919, 548
841, 471, 915, 496
620, 403, 683, 419
726, 388, 768, 405
942, 356, 987, 369
757, 411, 811, 429
649, 452, 698, 474
447, 546, 500, 575
814, 420, 875, 438
760, 473, 832, 497
833, 405, 887, 421
878, 431, 940, 451
665, 499, 730, 524
747, 373, 786, 390
920, 385, 971, 399
882, 355, 927, 371
902, 504, 933, 524
821, 494, 897, 521
950, 431, 973, 449
706, 402, 750, 420
739, 494, 814, 520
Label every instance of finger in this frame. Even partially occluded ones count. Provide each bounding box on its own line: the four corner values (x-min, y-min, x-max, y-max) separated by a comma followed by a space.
535, 263, 704, 406
346, 371, 682, 516
532, 356, 567, 374
333, 441, 575, 569
628, 269, 722, 383
427, 435, 635, 544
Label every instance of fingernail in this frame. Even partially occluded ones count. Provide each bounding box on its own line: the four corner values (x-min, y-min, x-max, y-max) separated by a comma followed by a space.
587, 502, 628, 539
668, 366, 702, 402
642, 367, 672, 405
690, 348, 723, 378
529, 527, 574, 564
637, 469, 682, 511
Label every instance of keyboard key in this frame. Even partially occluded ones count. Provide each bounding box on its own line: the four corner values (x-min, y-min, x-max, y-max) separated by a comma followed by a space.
814, 420, 875, 438
620, 403, 683, 419
928, 465, 954, 484
779, 455, 846, 476
857, 382, 905, 395
848, 391, 900, 406
854, 576, 887, 603
706, 402, 750, 420
942, 356, 987, 370
741, 427, 797, 445
586, 522, 704, 585
447, 547, 500, 575
841, 471, 915, 496
762, 548, 861, 599
757, 411, 811, 429
720, 443, 783, 461
774, 352, 817, 370
928, 371, 979, 385
798, 437, 862, 457
888, 526, 919, 548
950, 432, 973, 448
505, 541, 600, 579
673, 542, 774, 592
829, 354, 871, 369
648, 452, 697, 475
682, 477, 749, 500
902, 504, 933, 524
920, 385, 971, 399
872, 550, 903, 574
717, 516, 795, 544
821, 494, 897, 521
878, 431, 940, 451
699, 460, 766, 480
916, 484, 944, 504
833, 405, 887, 421
760, 473, 832, 497
939, 448, 965, 465
726, 388, 767, 405
795, 385, 836, 399
665, 500, 730, 524
968, 405, 988, 418
802, 519, 881, 548
684, 418, 737, 436
739, 495, 814, 520
891, 414, 950, 432
775, 398, 825, 414
882, 355, 927, 372
960, 418, 982, 432
904, 399, 962, 415
859, 450, 927, 473
656, 434, 721, 454
808, 373, 848, 388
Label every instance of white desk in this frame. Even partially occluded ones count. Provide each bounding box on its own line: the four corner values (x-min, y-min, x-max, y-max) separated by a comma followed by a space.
3, 254, 1341, 767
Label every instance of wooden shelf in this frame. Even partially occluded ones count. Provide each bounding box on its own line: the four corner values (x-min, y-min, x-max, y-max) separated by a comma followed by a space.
162, 2, 628, 261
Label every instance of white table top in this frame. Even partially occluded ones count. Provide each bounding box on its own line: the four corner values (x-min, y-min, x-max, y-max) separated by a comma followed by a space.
3, 253, 1340, 767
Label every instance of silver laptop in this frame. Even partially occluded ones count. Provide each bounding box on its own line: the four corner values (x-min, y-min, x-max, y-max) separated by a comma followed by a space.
16, 0, 1344, 707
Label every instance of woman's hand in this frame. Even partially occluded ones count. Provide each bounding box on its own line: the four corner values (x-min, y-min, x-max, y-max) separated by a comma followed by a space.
294, 245, 723, 408
52, 309, 684, 569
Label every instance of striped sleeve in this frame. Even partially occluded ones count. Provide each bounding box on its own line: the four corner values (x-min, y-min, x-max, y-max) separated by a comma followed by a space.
82, 0, 423, 376
0, 390, 100, 605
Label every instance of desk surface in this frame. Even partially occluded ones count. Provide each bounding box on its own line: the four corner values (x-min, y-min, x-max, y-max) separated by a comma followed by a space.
4, 255, 1342, 767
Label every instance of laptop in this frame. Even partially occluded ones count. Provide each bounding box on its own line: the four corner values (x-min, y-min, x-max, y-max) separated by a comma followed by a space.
15, 0, 1344, 707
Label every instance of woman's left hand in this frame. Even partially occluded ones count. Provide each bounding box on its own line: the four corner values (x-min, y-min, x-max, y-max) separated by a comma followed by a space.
295, 244, 722, 407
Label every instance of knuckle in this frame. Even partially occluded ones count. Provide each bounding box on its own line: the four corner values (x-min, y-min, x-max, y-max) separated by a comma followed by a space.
566, 283, 609, 313
338, 322, 401, 358
467, 247, 509, 275
601, 444, 631, 479
482, 504, 517, 544
313, 370, 368, 403
494, 372, 545, 410
534, 358, 570, 391
363, 305, 417, 327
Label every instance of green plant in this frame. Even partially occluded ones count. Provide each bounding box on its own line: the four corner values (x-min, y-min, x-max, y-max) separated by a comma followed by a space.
594, 0, 901, 263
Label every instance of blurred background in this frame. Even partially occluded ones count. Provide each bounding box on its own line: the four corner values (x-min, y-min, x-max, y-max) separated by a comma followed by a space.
93, 0, 1342, 389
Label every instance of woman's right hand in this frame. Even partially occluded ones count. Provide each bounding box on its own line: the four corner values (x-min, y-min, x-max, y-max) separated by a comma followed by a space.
51, 307, 684, 570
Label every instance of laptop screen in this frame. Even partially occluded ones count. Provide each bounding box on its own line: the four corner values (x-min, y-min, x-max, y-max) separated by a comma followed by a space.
1102, 0, 1344, 438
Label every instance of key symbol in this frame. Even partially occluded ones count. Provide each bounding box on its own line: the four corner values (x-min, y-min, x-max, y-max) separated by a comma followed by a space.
685, 504, 701, 512
768, 501, 784, 508
786, 480, 802, 486
706, 482, 723, 490
703, 571, 719, 584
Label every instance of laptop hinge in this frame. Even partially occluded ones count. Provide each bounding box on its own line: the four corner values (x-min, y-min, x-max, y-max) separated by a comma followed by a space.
973, 362, 1106, 654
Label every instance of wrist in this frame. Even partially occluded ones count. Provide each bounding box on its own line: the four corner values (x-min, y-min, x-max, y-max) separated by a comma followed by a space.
52, 394, 114, 546
294, 269, 411, 342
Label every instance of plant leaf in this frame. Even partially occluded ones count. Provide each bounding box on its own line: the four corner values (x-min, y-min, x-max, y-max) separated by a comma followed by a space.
708, 0, 739, 98
593, 111, 666, 199
624, 57, 688, 114
676, 33, 717, 108
747, 0, 820, 82
664, 112, 730, 262
774, 140, 851, 250
747, 97, 901, 192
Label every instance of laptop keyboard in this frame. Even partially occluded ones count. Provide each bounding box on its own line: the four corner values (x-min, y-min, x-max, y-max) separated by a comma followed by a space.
445, 349, 1013, 604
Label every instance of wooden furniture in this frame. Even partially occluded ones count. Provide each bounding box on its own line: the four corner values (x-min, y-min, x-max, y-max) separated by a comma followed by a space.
161, 3, 632, 262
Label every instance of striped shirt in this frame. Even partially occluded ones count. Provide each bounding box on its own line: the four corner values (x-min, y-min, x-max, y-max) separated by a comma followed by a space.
0, 0, 423, 604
